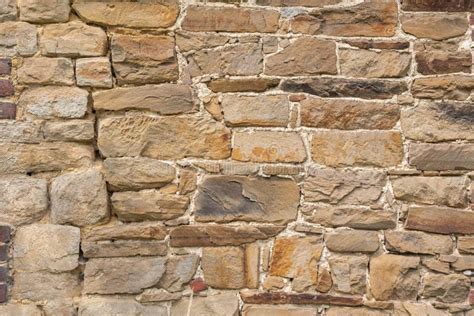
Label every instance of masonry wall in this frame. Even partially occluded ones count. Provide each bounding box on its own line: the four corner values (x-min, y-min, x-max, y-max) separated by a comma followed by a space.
0, 0, 473, 315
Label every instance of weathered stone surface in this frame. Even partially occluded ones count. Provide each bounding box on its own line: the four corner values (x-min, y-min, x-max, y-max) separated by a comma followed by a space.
84, 257, 166, 294
401, 102, 474, 141
172, 293, 239, 316
12, 271, 81, 301
291, 0, 398, 37
385, 231, 453, 255
233, 131, 306, 163
13, 224, 80, 273
112, 190, 189, 221
451, 255, 474, 271
183, 6, 279, 33
170, 225, 285, 247
0, 22, 37, 57
0, 102, 15, 119
221, 95, 289, 127
329, 255, 368, 294
76, 57, 113, 88
137, 288, 182, 303
327, 230, 379, 254
406, 206, 474, 235
423, 273, 470, 303
51, 169, 109, 226
111, 33, 177, 85
392, 176, 467, 208
0, 58, 10, 75
208, 78, 280, 92
257, 0, 341, 6
269, 236, 323, 291
195, 176, 299, 224
73, 1, 179, 28
158, 254, 199, 292
20, 86, 88, 119
265, 38, 336, 76
240, 290, 363, 306
0, 176, 47, 226
300, 98, 399, 130
304, 168, 385, 205
340, 49, 410, 78
402, 13, 468, 40
19, 0, 70, 23
0, 0, 17, 22
369, 254, 420, 301
98, 116, 231, 160
311, 131, 403, 167
188, 43, 263, 77
412, 75, 474, 101
281, 78, 407, 99
0, 304, 42, 316
43, 120, 95, 142
327, 307, 390, 316
459, 237, 474, 254
176, 31, 230, 52
82, 240, 167, 258
409, 143, 474, 171
202, 245, 258, 289
402, 0, 472, 11
0, 79, 13, 97
40, 21, 107, 57
93, 84, 194, 115
79, 297, 167, 316
104, 157, 176, 191
243, 305, 316, 316
17, 57, 74, 85
0, 121, 43, 143
0, 142, 94, 173
345, 40, 409, 50
83, 222, 167, 241
303, 205, 396, 230
416, 50, 471, 75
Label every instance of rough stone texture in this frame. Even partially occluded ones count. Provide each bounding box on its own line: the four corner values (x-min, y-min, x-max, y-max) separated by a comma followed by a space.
411, 75, 474, 101
83, 222, 167, 242
73, 1, 179, 28
93, 84, 194, 114
0, 304, 42, 316
340, 49, 411, 78
416, 50, 472, 75
43, 120, 95, 142
182, 6, 279, 33
111, 190, 189, 221
401, 102, 474, 141
40, 21, 107, 57
13, 224, 80, 273
172, 293, 239, 316
76, 57, 113, 88
329, 255, 368, 295
233, 131, 306, 163
409, 143, 474, 171
391, 176, 467, 208
79, 297, 167, 316
19, 0, 70, 23
385, 231, 453, 255
82, 240, 167, 258
207, 78, 280, 92
401, 13, 468, 40
98, 116, 231, 160
0, 0, 17, 22
17, 57, 74, 85
195, 176, 299, 224
311, 131, 403, 167
221, 95, 289, 127
256, 0, 341, 6
104, 157, 176, 191
423, 273, 470, 303
240, 290, 363, 306
325, 230, 380, 253
369, 254, 420, 301
402, 0, 472, 11
51, 169, 109, 226
19, 86, 89, 119
459, 237, 474, 254
265, 38, 337, 76
0, 176, 48, 225
111, 34, 178, 85
300, 98, 399, 130
405, 206, 474, 235
0, 21, 37, 56
12, 271, 81, 301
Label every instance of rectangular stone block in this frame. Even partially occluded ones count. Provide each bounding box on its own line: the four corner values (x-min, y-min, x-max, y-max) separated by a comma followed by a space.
0, 58, 10, 75
0, 103, 15, 120
0, 22, 37, 57
406, 206, 474, 234
409, 143, 474, 171
401, 0, 471, 11
412, 75, 474, 101
0, 79, 13, 97
17, 57, 74, 85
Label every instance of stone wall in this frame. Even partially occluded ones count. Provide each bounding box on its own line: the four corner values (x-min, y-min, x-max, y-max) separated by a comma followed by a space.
0, 0, 473, 315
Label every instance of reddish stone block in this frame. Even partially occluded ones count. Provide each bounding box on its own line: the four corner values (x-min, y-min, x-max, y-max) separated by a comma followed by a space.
0, 245, 8, 262
0, 80, 13, 97
0, 226, 11, 243
0, 267, 8, 283
0, 283, 6, 303
0, 59, 11, 76
402, 0, 472, 11
0, 103, 16, 120
191, 278, 208, 293
240, 290, 364, 306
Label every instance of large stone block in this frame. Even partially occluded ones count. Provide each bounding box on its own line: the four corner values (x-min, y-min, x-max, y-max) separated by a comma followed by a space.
329, 255, 368, 295
325, 230, 379, 253
406, 206, 474, 235
171, 293, 239, 316
385, 231, 453, 255
79, 297, 167, 316
340, 49, 410, 78
409, 143, 474, 171
17, 57, 74, 85
422, 273, 470, 303
412, 75, 474, 101
0, 22, 37, 56
19, 0, 70, 23
401, 13, 468, 40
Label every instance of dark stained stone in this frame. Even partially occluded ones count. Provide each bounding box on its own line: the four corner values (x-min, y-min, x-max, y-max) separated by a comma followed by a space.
194, 176, 300, 224
280, 78, 407, 99
406, 206, 474, 235
207, 78, 280, 92
0, 103, 15, 120
169, 225, 285, 247
240, 290, 363, 306
0, 80, 13, 97
0, 226, 11, 243
0, 59, 11, 75
401, 0, 472, 11
344, 40, 410, 50
0, 284, 6, 303
409, 143, 474, 171
0, 266, 8, 283
0, 245, 8, 262
416, 51, 471, 75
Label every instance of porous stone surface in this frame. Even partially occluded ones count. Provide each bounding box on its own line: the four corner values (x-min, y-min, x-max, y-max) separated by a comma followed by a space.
2, 0, 473, 313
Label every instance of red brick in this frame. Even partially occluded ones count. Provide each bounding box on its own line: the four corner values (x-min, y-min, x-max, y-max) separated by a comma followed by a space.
0, 59, 11, 76
0, 245, 8, 262
0, 103, 16, 120
0, 226, 10, 243
402, 0, 471, 11
0, 283, 6, 303
0, 267, 8, 283
0, 80, 14, 97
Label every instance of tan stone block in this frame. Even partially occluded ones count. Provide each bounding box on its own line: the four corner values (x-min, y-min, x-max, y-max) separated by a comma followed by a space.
416, 50, 471, 75
423, 273, 470, 303
0, 22, 37, 57
325, 230, 379, 253
401, 13, 468, 40
409, 143, 474, 171
158, 254, 200, 292
19, 0, 70, 23
207, 78, 280, 93
385, 230, 454, 255
43, 120, 95, 142
76, 57, 112, 88
17, 57, 74, 85
12, 271, 81, 301
79, 297, 167, 316
171, 293, 239, 316
412, 75, 474, 101
329, 255, 368, 295
406, 206, 474, 235
243, 305, 317, 316
0, 0, 17, 22
459, 237, 474, 254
